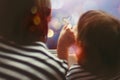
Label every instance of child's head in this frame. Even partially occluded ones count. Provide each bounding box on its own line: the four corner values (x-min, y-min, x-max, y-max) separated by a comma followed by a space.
77, 10, 120, 66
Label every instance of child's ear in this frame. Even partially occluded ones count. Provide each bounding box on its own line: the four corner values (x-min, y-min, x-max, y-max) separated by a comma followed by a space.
75, 41, 86, 64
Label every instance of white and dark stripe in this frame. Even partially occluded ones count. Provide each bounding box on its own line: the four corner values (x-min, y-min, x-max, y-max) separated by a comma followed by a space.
66, 64, 96, 80
0, 38, 68, 80
66, 64, 120, 80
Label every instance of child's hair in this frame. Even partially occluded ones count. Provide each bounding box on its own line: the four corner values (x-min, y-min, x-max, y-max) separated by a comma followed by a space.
77, 10, 120, 66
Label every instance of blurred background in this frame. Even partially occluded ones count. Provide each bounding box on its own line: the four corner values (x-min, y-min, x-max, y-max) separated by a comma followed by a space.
46, 0, 120, 49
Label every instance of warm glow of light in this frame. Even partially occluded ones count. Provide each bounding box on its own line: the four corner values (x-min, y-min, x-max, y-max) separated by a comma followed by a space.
49, 18, 61, 30
68, 45, 78, 66
48, 29, 54, 38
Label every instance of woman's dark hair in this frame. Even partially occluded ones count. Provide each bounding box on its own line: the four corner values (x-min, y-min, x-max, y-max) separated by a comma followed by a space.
0, 0, 51, 44
77, 10, 120, 66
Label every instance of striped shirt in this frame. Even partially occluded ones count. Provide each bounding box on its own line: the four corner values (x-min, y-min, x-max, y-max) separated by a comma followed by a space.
66, 64, 120, 80
0, 38, 68, 80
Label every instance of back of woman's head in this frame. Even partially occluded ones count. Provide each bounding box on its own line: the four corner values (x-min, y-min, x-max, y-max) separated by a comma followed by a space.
77, 10, 120, 66
0, 0, 51, 44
